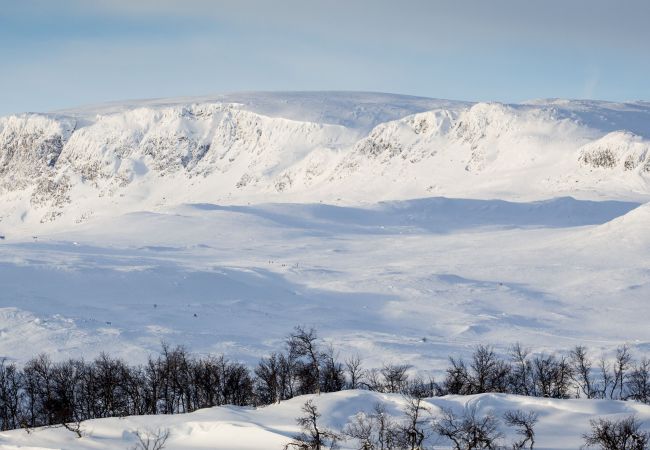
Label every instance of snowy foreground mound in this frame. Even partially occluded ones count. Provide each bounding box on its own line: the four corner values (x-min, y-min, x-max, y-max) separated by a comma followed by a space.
2, 92, 650, 231
1, 390, 649, 449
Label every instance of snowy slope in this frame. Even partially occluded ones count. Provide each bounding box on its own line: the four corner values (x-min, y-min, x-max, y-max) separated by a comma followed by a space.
0, 196, 647, 371
1, 391, 650, 450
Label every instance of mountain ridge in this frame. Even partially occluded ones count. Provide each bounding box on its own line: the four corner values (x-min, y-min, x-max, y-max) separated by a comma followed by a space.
2, 92, 650, 231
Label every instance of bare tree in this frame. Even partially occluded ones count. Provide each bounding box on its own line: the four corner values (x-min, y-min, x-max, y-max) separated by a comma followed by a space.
445, 358, 471, 395
132, 427, 170, 450
62, 420, 85, 438
531, 354, 573, 399
583, 416, 649, 450
285, 400, 341, 450
0, 359, 23, 431
628, 358, 650, 404
611, 345, 632, 400
289, 327, 322, 395
503, 410, 538, 450
344, 411, 376, 450
255, 352, 284, 404
399, 394, 431, 450
365, 369, 384, 392
509, 344, 533, 396
433, 406, 503, 450
597, 357, 613, 400
343, 402, 401, 450
372, 403, 400, 450
570, 346, 595, 399
381, 364, 411, 394
470, 345, 510, 394
345, 355, 365, 390
406, 376, 440, 399
320, 345, 345, 393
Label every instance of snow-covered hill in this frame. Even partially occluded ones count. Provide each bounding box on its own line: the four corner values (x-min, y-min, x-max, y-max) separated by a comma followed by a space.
2, 390, 649, 450
2, 92, 650, 233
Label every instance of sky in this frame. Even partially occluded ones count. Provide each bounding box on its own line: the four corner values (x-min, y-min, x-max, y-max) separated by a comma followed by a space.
0, 0, 649, 115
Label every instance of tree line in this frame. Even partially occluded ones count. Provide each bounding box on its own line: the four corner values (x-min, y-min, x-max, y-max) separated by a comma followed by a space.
0, 326, 648, 432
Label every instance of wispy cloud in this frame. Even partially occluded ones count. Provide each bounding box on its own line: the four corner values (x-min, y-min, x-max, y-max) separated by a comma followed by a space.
583, 68, 601, 100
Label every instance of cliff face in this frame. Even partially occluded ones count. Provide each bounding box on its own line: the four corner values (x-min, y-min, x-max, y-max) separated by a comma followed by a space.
0, 114, 75, 188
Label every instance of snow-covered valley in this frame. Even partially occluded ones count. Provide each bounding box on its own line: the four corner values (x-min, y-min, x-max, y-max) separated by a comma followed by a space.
1, 92, 650, 448
0, 196, 648, 370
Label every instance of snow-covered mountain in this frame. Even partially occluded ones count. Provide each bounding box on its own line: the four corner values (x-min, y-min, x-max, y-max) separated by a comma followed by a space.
2, 92, 650, 232
3, 93, 650, 449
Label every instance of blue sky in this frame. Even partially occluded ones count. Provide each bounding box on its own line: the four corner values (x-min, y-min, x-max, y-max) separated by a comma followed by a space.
1, 0, 649, 115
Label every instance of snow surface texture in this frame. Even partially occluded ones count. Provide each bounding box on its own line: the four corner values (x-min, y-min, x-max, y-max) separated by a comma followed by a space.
1, 92, 650, 447
1, 391, 650, 449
